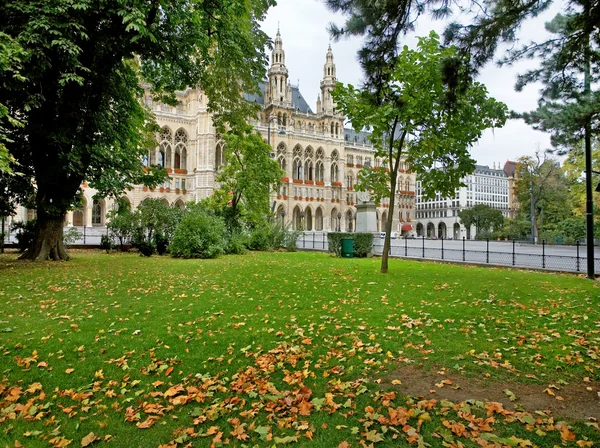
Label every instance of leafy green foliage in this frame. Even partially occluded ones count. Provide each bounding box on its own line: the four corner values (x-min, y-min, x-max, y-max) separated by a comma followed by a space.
11, 219, 35, 252
62, 227, 82, 247
169, 207, 226, 259
515, 153, 571, 241
130, 199, 181, 257
224, 230, 249, 255
0, 32, 25, 174
216, 127, 283, 228
333, 32, 506, 272
100, 234, 115, 253
106, 200, 135, 251
0, 0, 275, 260
246, 219, 300, 252
327, 232, 374, 257
506, 12, 599, 154
458, 204, 505, 238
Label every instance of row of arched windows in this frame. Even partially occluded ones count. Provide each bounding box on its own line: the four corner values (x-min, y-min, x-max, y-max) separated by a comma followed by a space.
144, 127, 188, 171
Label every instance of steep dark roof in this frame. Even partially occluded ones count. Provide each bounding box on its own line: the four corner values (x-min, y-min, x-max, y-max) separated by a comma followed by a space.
475, 165, 507, 177
344, 127, 372, 145
242, 81, 313, 114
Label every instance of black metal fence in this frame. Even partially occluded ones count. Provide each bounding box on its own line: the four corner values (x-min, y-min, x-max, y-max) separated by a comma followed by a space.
3, 228, 598, 274
2, 226, 109, 247
296, 232, 600, 275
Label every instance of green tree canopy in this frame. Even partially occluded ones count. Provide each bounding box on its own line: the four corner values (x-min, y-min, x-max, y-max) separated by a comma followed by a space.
214, 127, 283, 229
333, 32, 507, 273
458, 204, 505, 237
515, 152, 570, 242
0, 0, 274, 261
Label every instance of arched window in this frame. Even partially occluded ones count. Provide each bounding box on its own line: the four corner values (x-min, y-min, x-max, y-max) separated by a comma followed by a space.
304, 161, 313, 181
158, 147, 166, 167
315, 161, 324, 182
293, 158, 302, 180
315, 208, 323, 231
92, 200, 103, 226
215, 143, 224, 169
160, 127, 172, 142
330, 163, 338, 182
346, 171, 354, 189
174, 129, 188, 171
405, 179, 410, 191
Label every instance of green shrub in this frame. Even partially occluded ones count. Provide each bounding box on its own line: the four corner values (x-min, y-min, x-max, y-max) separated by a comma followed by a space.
12, 220, 36, 253
63, 227, 82, 247
100, 234, 115, 253
284, 228, 301, 252
247, 220, 298, 252
131, 229, 154, 257
353, 233, 374, 257
225, 231, 248, 255
247, 222, 272, 251
154, 232, 169, 255
327, 232, 373, 257
170, 210, 226, 259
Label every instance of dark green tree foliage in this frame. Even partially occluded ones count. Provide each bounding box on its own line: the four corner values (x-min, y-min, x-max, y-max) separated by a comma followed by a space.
507, 12, 600, 154
514, 153, 570, 241
0, 32, 25, 174
215, 127, 283, 229
325, 0, 457, 96
170, 206, 227, 259
458, 204, 505, 239
333, 33, 506, 273
130, 199, 182, 257
106, 199, 135, 251
0, 0, 274, 261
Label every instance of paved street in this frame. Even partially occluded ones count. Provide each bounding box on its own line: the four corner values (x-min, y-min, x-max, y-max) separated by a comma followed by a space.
296, 233, 600, 274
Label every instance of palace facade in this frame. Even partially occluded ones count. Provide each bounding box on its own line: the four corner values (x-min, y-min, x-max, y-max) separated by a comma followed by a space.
10, 31, 416, 235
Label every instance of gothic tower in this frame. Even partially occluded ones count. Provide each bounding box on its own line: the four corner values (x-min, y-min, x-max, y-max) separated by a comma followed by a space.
266, 29, 292, 107
319, 44, 337, 115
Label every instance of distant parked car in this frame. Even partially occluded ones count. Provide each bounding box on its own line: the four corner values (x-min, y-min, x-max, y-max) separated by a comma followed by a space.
380, 232, 398, 239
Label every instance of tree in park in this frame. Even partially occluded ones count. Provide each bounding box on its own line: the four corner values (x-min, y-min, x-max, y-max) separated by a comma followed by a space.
458, 204, 504, 240
514, 152, 570, 243
333, 32, 507, 273
214, 127, 283, 229
562, 140, 600, 237
0, 0, 274, 261
326, 0, 599, 278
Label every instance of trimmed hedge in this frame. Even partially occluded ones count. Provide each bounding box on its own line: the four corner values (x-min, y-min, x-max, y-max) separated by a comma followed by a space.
327, 232, 373, 258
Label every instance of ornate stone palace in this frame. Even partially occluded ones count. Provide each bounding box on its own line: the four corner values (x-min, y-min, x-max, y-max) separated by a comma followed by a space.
11, 31, 416, 234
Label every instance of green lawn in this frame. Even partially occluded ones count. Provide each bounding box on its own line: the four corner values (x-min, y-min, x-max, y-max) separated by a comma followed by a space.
0, 251, 598, 447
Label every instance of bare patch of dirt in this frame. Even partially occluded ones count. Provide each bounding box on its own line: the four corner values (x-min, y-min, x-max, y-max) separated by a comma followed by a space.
379, 365, 600, 421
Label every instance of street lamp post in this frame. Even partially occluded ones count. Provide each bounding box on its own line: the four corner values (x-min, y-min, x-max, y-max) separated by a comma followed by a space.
337, 211, 342, 232
280, 209, 286, 226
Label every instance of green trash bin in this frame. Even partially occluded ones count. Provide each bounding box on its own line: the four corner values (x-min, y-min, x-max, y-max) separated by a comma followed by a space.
556, 236, 563, 244
341, 238, 354, 258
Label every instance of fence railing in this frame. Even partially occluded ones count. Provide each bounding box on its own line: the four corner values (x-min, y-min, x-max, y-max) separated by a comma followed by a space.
295, 232, 600, 275
2, 226, 110, 247
3, 228, 599, 274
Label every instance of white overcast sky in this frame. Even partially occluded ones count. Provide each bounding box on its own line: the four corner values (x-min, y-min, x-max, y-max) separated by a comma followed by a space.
261, 0, 563, 169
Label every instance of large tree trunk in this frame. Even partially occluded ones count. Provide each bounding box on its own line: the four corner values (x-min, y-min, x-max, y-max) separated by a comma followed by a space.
19, 213, 70, 261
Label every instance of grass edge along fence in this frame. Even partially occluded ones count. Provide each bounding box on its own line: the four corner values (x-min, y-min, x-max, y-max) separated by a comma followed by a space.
327, 232, 373, 258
